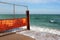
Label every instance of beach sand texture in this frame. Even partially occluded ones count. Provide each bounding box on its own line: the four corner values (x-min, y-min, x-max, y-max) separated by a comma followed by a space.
18, 30, 60, 40
0, 33, 35, 40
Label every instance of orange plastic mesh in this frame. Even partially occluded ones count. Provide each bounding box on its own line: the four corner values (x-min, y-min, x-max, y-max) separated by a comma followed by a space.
0, 18, 27, 32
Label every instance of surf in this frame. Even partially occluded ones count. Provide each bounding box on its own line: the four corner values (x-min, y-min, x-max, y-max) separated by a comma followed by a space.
30, 26, 60, 35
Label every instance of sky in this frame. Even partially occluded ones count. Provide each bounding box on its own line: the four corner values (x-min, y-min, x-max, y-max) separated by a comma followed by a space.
0, 0, 60, 14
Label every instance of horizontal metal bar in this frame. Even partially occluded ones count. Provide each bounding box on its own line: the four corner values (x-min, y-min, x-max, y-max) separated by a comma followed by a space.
0, 1, 28, 9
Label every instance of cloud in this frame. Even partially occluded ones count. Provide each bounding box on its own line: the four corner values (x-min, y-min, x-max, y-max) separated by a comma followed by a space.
0, 0, 60, 14
23, 0, 60, 4
15, 0, 60, 4
0, 0, 60, 4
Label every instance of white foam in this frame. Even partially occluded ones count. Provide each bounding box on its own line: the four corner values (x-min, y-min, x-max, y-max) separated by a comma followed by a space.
30, 26, 60, 35
10, 26, 27, 32
16, 26, 60, 40
19, 30, 60, 40
12, 26, 60, 35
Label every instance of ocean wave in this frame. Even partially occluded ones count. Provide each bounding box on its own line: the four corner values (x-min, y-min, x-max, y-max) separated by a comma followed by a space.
10, 25, 60, 35
17, 26, 60, 40
30, 26, 60, 35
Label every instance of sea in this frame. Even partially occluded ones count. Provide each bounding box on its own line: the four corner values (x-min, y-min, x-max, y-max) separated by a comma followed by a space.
0, 14, 60, 35
30, 14, 60, 30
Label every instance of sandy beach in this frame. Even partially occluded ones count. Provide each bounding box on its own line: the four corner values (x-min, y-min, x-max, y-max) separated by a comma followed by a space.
0, 32, 35, 40
0, 0, 60, 40
17, 30, 60, 40
0, 27, 60, 40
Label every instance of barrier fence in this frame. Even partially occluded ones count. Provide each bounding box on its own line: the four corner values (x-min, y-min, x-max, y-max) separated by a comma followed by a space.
0, 2, 30, 32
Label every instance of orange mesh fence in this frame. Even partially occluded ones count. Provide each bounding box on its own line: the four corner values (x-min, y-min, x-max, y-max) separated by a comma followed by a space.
0, 18, 27, 32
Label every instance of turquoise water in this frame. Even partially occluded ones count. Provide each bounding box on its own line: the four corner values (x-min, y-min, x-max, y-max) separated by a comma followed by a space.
0, 14, 60, 30
30, 14, 60, 30
0, 14, 26, 19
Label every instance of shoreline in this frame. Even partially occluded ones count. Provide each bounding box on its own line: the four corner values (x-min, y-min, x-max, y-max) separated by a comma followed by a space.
16, 26, 60, 40
0, 33, 35, 40
0, 26, 60, 40
17, 30, 60, 40
30, 26, 60, 35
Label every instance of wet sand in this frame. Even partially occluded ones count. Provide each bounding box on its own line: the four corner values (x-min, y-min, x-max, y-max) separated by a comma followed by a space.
0, 32, 35, 40
18, 30, 60, 40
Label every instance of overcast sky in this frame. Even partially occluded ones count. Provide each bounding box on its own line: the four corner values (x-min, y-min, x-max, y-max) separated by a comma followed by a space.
0, 0, 60, 14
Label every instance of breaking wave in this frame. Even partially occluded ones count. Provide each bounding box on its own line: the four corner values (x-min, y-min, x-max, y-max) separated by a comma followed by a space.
30, 26, 60, 35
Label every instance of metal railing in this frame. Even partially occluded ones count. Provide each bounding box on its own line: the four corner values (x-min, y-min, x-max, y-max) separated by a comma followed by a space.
0, 1, 28, 18
0, 1, 30, 30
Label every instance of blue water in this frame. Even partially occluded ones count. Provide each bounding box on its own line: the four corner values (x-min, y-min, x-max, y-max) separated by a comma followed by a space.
30, 14, 60, 30
0, 14, 60, 30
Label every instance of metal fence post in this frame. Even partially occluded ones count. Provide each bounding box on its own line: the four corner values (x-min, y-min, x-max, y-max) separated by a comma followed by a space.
26, 10, 30, 30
